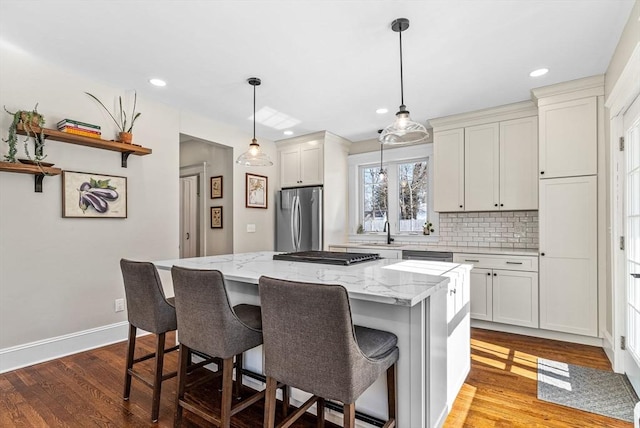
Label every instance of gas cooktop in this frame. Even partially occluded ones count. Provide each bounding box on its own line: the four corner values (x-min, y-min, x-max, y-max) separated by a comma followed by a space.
273, 251, 381, 266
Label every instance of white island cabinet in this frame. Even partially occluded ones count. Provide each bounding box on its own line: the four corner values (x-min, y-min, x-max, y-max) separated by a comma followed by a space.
155, 252, 471, 428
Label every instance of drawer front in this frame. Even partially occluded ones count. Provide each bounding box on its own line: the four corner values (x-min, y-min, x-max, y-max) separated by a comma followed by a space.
454, 253, 538, 272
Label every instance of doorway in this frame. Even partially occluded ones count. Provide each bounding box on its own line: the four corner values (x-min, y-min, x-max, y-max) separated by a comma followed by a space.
623, 94, 640, 393
179, 175, 199, 258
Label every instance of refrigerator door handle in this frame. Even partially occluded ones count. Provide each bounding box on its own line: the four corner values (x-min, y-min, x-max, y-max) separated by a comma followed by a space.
296, 196, 302, 250
290, 195, 297, 251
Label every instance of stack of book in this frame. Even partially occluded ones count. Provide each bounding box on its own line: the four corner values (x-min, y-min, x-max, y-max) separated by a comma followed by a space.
57, 119, 101, 139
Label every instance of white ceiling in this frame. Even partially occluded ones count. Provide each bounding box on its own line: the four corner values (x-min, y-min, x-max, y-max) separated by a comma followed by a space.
0, 1, 634, 143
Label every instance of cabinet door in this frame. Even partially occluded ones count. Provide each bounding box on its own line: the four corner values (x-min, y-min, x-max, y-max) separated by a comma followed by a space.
469, 268, 493, 320
539, 97, 597, 178
434, 128, 465, 211
280, 146, 301, 188
465, 123, 499, 211
539, 176, 597, 336
500, 117, 538, 210
492, 270, 539, 328
300, 143, 323, 185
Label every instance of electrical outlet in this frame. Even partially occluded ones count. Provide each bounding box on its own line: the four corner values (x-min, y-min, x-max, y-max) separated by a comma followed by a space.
114, 298, 125, 312
247, 224, 256, 233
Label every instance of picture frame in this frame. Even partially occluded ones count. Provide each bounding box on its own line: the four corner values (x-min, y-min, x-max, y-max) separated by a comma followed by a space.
210, 175, 223, 199
62, 171, 127, 218
246, 173, 268, 209
211, 206, 223, 228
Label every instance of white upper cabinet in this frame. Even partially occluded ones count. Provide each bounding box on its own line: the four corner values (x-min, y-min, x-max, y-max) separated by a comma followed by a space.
279, 141, 324, 188
538, 97, 597, 178
430, 101, 538, 212
500, 117, 538, 210
465, 123, 500, 211
434, 128, 465, 212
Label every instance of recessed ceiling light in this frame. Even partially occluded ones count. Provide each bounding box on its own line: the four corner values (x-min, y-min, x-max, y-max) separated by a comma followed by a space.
376, 108, 388, 114
283, 130, 294, 136
529, 68, 549, 77
149, 78, 167, 87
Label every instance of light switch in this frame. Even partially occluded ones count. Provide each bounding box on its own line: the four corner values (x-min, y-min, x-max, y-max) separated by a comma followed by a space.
247, 224, 256, 233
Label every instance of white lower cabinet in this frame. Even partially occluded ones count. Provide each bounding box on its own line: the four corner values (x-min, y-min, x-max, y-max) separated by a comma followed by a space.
454, 253, 539, 328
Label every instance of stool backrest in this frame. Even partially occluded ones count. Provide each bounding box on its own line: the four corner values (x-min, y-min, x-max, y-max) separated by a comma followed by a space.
171, 266, 261, 359
120, 259, 177, 334
258, 276, 365, 402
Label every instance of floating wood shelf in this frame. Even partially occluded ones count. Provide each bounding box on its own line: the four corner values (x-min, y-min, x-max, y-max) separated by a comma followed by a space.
16, 123, 152, 167
0, 161, 62, 192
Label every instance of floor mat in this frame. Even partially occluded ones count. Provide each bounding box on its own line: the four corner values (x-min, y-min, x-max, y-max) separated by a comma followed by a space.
537, 358, 638, 423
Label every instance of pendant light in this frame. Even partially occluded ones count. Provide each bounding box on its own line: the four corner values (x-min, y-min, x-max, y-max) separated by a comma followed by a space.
236, 77, 273, 166
379, 18, 429, 146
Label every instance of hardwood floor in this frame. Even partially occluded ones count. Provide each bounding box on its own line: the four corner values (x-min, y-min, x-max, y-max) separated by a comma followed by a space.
0, 328, 631, 427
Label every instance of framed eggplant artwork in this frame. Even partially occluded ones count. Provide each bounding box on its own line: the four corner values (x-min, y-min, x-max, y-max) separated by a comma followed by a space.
62, 170, 127, 218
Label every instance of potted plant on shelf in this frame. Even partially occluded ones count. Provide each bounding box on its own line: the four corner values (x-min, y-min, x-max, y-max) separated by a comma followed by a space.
85, 91, 141, 144
3, 104, 46, 163
423, 221, 434, 235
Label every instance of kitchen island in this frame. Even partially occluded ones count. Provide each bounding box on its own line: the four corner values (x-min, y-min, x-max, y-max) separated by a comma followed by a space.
154, 251, 471, 427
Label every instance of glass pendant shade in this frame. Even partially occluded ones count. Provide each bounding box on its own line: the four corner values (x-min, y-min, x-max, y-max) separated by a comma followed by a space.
380, 18, 429, 146
236, 139, 273, 166
236, 77, 273, 166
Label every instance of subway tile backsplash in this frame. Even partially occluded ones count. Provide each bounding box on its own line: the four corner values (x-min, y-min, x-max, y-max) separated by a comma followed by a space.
386, 211, 539, 249
435, 211, 538, 249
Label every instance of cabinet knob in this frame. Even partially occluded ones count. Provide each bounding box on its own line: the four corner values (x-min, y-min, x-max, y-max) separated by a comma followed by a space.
540, 171, 545, 175
500, 203, 504, 207
459, 205, 463, 208
487, 272, 491, 276
541, 252, 545, 256
494, 204, 498, 207
493, 273, 497, 276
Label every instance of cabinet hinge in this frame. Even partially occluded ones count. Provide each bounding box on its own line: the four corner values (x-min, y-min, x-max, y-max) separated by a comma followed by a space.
620, 136, 625, 151
621, 335, 626, 350
620, 236, 625, 250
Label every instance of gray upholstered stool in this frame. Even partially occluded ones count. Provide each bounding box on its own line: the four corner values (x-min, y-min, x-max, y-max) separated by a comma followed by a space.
259, 276, 399, 428
171, 266, 288, 428
120, 259, 180, 423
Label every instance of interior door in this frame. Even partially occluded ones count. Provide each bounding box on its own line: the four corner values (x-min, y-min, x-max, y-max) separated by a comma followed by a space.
623, 95, 640, 393
179, 176, 198, 258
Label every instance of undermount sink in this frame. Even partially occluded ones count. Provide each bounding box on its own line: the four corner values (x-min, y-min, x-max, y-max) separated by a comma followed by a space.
358, 243, 404, 248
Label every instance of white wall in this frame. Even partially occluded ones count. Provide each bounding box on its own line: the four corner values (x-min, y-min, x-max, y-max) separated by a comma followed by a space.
0, 43, 279, 365
0, 44, 179, 349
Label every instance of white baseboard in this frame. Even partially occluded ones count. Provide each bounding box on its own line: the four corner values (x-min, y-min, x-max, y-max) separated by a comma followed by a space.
471, 320, 604, 347
0, 321, 141, 374
602, 330, 618, 371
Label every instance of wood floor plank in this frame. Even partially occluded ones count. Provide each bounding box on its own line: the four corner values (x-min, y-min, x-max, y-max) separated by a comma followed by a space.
0, 328, 631, 427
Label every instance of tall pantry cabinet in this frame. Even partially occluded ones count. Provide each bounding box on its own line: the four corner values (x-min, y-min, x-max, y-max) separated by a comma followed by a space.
533, 76, 604, 337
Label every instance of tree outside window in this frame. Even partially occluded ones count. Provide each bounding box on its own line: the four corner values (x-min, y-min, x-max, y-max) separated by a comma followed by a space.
398, 161, 428, 232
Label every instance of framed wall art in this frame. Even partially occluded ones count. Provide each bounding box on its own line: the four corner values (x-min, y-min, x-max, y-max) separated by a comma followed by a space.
211, 206, 223, 228
211, 175, 222, 199
246, 173, 267, 209
62, 171, 127, 218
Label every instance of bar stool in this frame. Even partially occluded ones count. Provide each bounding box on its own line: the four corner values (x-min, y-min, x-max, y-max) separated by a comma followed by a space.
120, 259, 180, 423
171, 266, 288, 428
259, 276, 399, 428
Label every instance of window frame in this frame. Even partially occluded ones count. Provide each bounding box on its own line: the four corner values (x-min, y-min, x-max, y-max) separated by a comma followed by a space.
348, 144, 439, 240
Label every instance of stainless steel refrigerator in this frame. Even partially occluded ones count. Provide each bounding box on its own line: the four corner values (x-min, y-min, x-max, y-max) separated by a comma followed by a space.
276, 186, 323, 252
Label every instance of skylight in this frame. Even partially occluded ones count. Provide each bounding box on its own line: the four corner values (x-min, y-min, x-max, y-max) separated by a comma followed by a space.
251, 106, 301, 130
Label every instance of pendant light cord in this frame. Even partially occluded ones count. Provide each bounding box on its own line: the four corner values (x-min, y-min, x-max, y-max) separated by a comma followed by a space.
399, 27, 404, 106
253, 83, 256, 140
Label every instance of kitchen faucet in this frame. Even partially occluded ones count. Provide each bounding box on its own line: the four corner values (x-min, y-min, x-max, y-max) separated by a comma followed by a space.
383, 221, 394, 245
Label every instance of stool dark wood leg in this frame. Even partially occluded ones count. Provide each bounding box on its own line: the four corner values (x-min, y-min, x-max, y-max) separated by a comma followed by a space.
151, 332, 166, 422
383, 363, 397, 428
263, 376, 278, 428
174, 344, 189, 427
220, 357, 234, 428
123, 324, 136, 400
343, 403, 356, 428
316, 397, 325, 427
282, 384, 290, 417
234, 352, 243, 400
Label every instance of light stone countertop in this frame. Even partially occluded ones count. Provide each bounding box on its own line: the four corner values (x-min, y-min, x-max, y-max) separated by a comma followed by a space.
154, 251, 469, 307
330, 243, 539, 257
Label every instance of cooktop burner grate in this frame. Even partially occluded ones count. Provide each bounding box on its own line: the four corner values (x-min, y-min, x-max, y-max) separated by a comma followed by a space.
273, 251, 381, 266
